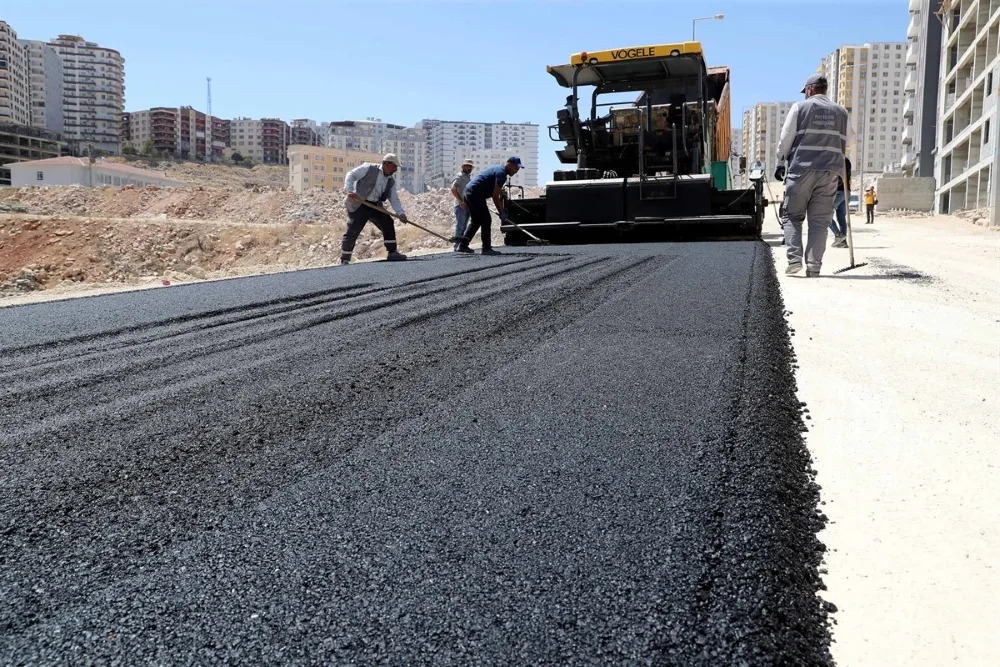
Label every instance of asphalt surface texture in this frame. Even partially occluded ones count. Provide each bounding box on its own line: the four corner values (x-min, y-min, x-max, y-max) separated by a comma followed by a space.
0, 242, 831, 666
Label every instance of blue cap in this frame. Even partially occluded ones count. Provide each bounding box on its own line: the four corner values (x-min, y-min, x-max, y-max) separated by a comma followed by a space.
507, 156, 524, 168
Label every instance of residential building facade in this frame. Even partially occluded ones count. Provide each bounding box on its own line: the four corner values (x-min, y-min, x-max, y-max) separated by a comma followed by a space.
325, 119, 384, 152
382, 125, 428, 193
287, 145, 382, 193
902, 0, 944, 177
0, 22, 31, 127
934, 0, 1000, 218
20, 39, 64, 133
229, 117, 290, 164
48, 34, 125, 155
0, 122, 67, 186
290, 119, 323, 147
730, 127, 743, 184
421, 119, 539, 188
740, 102, 794, 184
818, 42, 908, 176
123, 106, 229, 159
9, 155, 184, 188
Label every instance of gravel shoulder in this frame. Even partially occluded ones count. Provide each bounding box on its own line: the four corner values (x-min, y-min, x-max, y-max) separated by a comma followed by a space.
767, 210, 1000, 666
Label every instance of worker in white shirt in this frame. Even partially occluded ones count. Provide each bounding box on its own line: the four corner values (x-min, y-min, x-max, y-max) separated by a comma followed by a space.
341, 153, 411, 265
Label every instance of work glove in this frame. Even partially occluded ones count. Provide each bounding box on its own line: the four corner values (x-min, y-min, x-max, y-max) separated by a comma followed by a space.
774, 165, 786, 182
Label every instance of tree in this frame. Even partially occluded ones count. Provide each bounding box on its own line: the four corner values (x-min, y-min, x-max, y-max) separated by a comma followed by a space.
121, 144, 138, 156
231, 151, 244, 164
140, 140, 155, 156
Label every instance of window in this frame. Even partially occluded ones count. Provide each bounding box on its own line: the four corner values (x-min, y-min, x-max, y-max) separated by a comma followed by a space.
36, 171, 44, 181
987, 72, 994, 96
985, 120, 991, 144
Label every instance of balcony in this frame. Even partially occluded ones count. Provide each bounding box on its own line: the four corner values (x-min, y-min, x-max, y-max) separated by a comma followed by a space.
901, 151, 914, 168
907, 15, 919, 39
903, 96, 916, 118
902, 125, 914, 144
906, 41, 919, 65
904, 71, 916, 91
908, 0, 919, 10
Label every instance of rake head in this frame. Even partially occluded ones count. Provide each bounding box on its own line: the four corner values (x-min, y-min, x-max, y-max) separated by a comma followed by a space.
833, 261, 869, 275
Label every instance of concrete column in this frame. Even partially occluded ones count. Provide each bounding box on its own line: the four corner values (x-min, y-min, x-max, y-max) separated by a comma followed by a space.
991, 109, 1000, 226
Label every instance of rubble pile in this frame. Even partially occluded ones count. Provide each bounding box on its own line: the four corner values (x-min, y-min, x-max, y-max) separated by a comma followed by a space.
0, 184, 545, 229
955, 207, 992, 227
106, 157, 289, 189
0, 184, 546, 298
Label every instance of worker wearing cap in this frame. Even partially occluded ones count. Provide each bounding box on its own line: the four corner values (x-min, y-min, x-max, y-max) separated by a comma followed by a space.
450, 159, 475, 251
455, 156, 523, 255
775, 73, 852, 277
341, 153, 411, 264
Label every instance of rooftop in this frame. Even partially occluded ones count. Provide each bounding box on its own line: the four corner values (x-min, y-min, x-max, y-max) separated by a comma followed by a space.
5, 156, 186, 184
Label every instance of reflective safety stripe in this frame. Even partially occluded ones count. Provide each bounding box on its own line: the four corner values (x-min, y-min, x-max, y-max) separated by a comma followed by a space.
796, 128, 847, 139
794, 145, 846, 153
341, 251, 353, 256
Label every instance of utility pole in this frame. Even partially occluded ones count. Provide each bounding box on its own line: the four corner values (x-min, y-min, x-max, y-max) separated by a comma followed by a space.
206, 77, 213, 162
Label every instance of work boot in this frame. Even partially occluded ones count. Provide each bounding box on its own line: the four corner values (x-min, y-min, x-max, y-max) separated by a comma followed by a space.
806, 269, 820, 277
454, 244, 474, 254
340, 255, 351, 266
785, 262, 802, 275
481, 247, 502, 256
386, 250, 408, 261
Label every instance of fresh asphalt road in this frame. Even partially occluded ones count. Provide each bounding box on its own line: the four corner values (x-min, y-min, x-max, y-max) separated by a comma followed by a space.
0, 243, 831, 665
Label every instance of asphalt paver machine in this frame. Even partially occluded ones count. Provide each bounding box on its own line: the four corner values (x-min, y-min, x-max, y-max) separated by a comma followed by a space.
501, 42, 768, 245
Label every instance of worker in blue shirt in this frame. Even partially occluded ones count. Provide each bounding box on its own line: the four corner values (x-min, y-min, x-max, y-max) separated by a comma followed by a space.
455, 156, 524, 255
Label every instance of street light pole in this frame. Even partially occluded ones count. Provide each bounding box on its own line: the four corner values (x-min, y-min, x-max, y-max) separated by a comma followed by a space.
692, 14, 725, 40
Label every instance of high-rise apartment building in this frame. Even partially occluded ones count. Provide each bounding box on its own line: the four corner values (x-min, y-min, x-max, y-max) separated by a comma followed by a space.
323, 119, 429, 193
123, 106, 229, 159
326, 118, 388, 153
934, 0, 1000, 218
420, 119, 539, 188
818, 42, 908, 176
290, 119, 323, 147
229, 117, 290, 164
730, 127, 743, 183
902, 0, 944, 177
740, 102, 794, 184
0, 22, 32, 126
48, 34, 125, 154
382, 125, 428, 193
288, 145, 382, 193
20, 39, 64, 133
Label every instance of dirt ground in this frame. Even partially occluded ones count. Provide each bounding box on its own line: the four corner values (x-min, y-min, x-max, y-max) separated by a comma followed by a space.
104, 157, 289, 189
767, 208, 1000, 666
0, 177, 541, 303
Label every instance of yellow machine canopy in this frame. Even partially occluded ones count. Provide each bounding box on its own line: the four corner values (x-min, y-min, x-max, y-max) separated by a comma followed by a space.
547, 42, 706, 90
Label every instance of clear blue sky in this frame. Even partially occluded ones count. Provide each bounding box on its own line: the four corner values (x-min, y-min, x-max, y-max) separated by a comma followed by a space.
4, 0, 909, 183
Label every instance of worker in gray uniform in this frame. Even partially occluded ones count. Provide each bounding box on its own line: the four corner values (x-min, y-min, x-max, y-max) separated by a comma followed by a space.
341, 153, 411, 265
774, 73, 851, 277
450, 159, 474, 251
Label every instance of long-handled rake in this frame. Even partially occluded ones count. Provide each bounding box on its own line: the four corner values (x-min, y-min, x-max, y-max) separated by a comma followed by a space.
357, 200, 462, 244
496, 199, 550, 246
833, 163, 868, 275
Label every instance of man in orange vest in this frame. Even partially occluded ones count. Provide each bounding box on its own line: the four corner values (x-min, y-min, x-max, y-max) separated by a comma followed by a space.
864, 186, 877, 224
